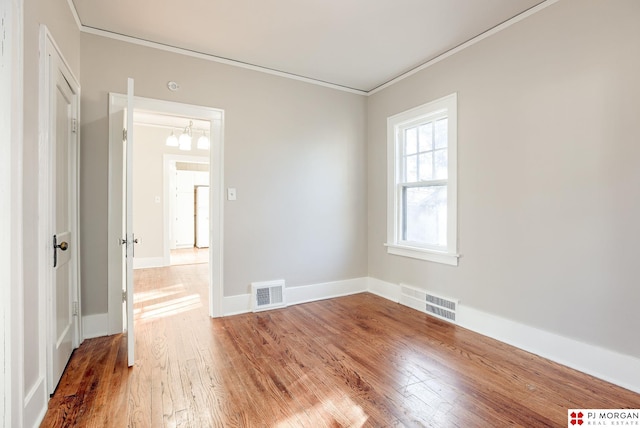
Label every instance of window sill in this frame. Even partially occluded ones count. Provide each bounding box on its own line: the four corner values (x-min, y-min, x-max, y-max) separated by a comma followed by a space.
385, 243, 459, 266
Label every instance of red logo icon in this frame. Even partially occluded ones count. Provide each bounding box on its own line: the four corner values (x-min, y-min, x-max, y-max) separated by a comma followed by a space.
570, 411, 584, 425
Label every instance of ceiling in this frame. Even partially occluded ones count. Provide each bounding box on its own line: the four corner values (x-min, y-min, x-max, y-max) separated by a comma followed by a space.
133, 111, 210, 132
71, 0, 545, 93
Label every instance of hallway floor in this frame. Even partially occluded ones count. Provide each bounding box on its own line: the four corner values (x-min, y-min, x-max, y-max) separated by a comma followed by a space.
170, 247, 208, 266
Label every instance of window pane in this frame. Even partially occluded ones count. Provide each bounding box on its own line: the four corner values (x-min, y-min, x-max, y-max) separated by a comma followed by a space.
405, 128, 417, 155
405, 154, 418, 182
419, 123, 433, 152
403, 185, 447, 247
434, 149, 448, 179
418, 153, 432, 181
435, 118, 448, 149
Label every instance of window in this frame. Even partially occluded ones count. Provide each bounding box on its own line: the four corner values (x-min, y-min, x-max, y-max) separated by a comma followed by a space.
386, 93, 458, 266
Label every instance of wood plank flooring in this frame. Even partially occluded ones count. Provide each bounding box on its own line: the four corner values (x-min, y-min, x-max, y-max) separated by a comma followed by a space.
41, 263, 640, 427
170, 248, 209, 266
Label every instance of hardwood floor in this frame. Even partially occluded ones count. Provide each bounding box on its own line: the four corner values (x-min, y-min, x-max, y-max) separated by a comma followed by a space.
42, 264, 640, 427
170, 247, 208, 266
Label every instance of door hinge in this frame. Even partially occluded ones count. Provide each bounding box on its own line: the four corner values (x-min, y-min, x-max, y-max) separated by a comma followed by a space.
122, 290, 127, 302
72, 118, 78, 133
123, 128, 127, 142
72, 301, 79, 316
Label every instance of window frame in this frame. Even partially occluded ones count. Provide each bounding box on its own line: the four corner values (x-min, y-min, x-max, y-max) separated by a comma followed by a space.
386, 93, 459, 266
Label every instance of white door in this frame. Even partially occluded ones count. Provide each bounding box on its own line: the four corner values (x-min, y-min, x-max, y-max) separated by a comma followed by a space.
125, 78, 136, 366
106, 79, 135, 366
48, 46, 79, 394
174, 170, 195, 248
195, 185, 210, 248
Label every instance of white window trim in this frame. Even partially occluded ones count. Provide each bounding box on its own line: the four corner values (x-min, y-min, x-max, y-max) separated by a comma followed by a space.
386, 93, 459, 266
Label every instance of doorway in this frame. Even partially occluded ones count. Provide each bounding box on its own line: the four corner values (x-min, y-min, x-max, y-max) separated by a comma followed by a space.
130, 114, 211, 270
166, 159, 210, 266
107, 95, 224, 342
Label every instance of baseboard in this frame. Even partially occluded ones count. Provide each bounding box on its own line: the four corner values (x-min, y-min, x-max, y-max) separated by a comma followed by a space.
286, 277, 367, 306
23, 376, 47, 428
82, 313, 109, 339
367, 277, 402, 302
133, 257, 165, 269
222, 294, 252, 317
366, 277, 640, 394
457, 305, 640, 394
222, 277, 368, 316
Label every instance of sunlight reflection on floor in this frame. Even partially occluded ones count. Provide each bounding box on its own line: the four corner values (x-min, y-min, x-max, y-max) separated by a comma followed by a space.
134, 292, 202, 321
274, 394, 368, 427
133, 284, 187, 304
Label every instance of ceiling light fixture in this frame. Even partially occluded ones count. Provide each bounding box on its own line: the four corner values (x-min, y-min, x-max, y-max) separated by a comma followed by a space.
197, 130, 210, 150
179, 121, 193, 151
166, 130, 179, 147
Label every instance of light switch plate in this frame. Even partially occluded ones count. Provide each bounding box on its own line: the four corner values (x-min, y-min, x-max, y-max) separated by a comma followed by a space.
227, 188, 237, 201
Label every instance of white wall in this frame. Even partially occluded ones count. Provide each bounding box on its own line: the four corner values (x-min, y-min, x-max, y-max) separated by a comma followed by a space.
367, 0, 640, 360
80, 33, 368, 314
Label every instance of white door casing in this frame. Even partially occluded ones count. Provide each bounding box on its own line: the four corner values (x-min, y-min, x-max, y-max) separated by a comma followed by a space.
39, 26, 81, 395
107, 95, 224, 329
163, 155, 209, 262
107, 105, 126, 335
1, 0, 24, 425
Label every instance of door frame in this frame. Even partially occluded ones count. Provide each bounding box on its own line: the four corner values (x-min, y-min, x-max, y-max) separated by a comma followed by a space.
1, 0, 24, 425
107, 94, 224, 333
163, 155, 209, 265
38, 26, 82, 395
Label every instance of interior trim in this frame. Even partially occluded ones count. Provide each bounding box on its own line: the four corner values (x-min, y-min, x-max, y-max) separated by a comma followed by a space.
65, 0, 559, 96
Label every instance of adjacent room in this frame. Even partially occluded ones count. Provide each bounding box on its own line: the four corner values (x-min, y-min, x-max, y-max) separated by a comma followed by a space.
3, 0, 640, 426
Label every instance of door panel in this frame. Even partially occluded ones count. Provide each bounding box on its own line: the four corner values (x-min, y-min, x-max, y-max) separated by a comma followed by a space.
195, 186, 210, 248
106, 81, 135, 366
50, 61, 75, 392
126, 78, 135, 367
175, 190, 195, 247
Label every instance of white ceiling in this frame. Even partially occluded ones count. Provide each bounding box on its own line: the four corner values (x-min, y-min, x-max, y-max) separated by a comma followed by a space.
133, 111, 210, 131
71, 0, 545, 92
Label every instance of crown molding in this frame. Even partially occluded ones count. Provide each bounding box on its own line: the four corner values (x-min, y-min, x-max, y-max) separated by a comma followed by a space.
66, 0, 559, 96
368, 0, 559, 95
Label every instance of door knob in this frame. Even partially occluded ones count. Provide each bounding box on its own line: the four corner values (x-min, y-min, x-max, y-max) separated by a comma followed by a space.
55, 241, 69, 251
